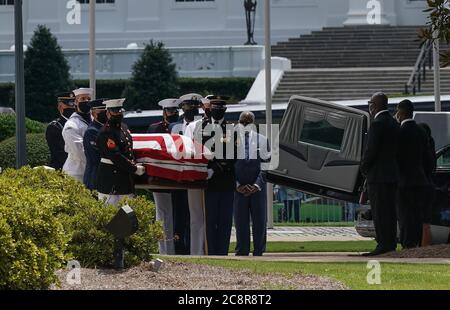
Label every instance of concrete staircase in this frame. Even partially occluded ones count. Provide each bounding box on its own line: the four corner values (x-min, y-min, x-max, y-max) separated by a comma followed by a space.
272, 68, 450, 104
272, 25, 426, 69
271, 25, 450, 103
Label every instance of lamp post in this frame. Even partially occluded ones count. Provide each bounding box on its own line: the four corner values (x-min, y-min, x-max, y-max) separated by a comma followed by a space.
244, 0, 257, 45
14, 0, 27, 168
264, 0, 274, 229
89, 0, 96, 99
433, 30, 441, 112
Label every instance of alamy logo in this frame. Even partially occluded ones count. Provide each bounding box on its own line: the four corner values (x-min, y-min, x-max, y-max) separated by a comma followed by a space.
66, 260, 81, 285
66, 0, 81, 25
366, 260, 382, 285
366, 0, 381, 25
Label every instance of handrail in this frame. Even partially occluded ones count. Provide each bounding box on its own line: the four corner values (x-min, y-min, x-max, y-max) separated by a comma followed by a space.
404, 41, 433, 95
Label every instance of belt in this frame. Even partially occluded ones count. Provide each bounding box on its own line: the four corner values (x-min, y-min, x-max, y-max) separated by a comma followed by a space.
101, 158, 114, 165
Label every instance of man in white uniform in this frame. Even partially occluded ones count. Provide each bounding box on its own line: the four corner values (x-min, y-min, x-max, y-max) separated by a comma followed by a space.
147, 98, 181, 255
62, 88, 93, 182
178, 93, 210, 256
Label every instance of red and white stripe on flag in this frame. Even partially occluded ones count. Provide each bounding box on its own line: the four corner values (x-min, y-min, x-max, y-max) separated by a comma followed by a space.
132, 134, 209, 182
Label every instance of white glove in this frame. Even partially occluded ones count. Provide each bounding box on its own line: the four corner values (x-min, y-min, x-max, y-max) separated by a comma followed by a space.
207, 169, 214, 180
135, 165, 146, 176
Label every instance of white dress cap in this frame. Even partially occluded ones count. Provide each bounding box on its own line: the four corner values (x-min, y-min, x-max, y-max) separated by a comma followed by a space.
73, 88, 94, 97
158, 99, 180, 109
104, 98, 126, 109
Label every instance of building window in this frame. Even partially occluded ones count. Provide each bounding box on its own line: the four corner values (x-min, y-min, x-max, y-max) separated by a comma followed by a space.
77, 0, 115, 4
300, 119, 345, 151
0, 0, 14, 5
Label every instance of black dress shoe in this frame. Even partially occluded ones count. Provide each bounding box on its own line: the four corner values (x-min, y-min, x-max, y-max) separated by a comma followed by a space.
361, 248, 393, 257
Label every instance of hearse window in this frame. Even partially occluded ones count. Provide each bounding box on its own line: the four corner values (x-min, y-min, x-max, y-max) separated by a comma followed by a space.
437, 147, 450, 169
300, 119, 345, 151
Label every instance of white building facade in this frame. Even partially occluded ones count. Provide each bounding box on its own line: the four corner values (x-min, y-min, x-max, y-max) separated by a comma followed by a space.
0, 0, 429, 50
0, 0, 429, 82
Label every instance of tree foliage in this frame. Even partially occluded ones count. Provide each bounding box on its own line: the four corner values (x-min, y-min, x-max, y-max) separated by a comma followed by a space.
122, 41, 179, 110
419, 0, 450, 66
24, 25, 74, 122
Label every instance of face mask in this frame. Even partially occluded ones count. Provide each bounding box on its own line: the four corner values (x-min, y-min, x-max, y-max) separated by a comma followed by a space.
211, 109, 226, 121
97, 111, 108, 125
204, 109, 212, 119
62, 108, 75, 120
109, 114, 123, 126
78, 101, 91, 114
184, 109, 199, 122
166, 114, 179, 124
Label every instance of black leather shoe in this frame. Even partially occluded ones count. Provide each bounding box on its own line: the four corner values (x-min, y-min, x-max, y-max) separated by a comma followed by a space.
361, 248, 393, 257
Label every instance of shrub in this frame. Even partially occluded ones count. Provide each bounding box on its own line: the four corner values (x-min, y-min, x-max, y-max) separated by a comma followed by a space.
0, 167, 162, 289
25, 25, 74, 122
0, 177, 68, 289
0, 133, 50, 169
1, 77, 255, 112
0, 114, 46, 143
178, 77, 255, 102
122, 41, 179, 110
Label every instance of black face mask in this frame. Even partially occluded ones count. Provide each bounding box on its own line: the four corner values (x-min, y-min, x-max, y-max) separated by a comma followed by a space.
97, 111, 108, 125
211, 109, 226, 121
109, 114, 123, 127
78, 101, 91, 114
62, 108, 75, 120
166, 114, 179, 124
204, 109, 212, 119
184, 109, 199, 123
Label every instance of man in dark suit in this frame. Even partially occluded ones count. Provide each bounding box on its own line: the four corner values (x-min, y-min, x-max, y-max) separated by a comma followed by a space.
234, 112, 270, 256
361, 92, 400, 256
395, 100, 432, 249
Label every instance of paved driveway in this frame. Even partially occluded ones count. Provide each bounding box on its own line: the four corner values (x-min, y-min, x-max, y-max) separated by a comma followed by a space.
231, 226, 372, 242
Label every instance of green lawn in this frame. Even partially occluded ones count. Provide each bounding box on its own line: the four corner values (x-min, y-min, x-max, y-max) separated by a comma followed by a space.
176, 258, 450, 290
274, 222, 355, 227
229, 241, 379, 253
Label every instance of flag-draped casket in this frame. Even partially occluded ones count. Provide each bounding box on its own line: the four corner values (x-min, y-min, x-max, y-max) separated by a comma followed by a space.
132, 134, 210, 185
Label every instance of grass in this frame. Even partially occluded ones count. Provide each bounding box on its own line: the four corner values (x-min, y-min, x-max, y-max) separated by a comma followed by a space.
175, 258, 450, 290
229, 241, 379, 253
274, 222, 355, 227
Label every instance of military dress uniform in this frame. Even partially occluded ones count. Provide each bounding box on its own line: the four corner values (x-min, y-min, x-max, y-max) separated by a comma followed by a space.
199, 97, 236, 256
83, 99, 107, 190
62, 88, 94, 182
97, 99, 144, 206
46, 116, 69, 170
47, 92, 75, 170
147, 98, 179, 255
176, 93, 209, 256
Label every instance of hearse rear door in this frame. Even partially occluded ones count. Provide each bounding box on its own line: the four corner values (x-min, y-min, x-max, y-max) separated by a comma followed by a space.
268, 96, 370, 202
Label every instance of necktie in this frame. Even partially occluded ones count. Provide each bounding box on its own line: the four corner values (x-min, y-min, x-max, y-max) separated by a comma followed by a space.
245, 132, 250, 160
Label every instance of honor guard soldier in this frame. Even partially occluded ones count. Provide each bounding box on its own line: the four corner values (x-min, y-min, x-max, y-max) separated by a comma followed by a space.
148, 98, 180, 255
46, 92, 76, 170
62, 88, 93, 182
168, 93, 204, 255
83, 99, 108, 190
183, 94, 215, 256
96, 99, 146, 206
198, 96, 236, 256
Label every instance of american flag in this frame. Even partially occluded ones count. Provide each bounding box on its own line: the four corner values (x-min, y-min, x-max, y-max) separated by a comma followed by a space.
132, 134, 210, 182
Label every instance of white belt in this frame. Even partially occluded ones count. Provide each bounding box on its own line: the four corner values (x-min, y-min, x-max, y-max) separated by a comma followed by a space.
101, 158, 114, 165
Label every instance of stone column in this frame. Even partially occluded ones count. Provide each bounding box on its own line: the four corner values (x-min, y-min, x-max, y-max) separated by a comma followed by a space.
343, 0, 396, 26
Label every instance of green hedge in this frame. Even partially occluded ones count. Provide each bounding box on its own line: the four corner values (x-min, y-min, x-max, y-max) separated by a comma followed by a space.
0, 133, 50, 169
0, 167, 163, 289
0, 77, 254, 112
0, 114, 46, 143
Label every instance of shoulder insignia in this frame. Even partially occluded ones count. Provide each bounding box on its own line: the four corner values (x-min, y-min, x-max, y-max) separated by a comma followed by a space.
107, 139, 117, 149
